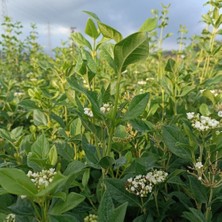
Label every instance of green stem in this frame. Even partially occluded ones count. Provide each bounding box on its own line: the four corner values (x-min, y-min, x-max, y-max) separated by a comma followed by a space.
106, 70, 122, 156
205, 187, 213, 221
154, 190, 160, 217
30, 200, 41, 221
43, 198, 50, 222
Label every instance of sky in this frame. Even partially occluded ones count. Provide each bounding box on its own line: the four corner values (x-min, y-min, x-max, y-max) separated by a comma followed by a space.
2, 0, 208, 52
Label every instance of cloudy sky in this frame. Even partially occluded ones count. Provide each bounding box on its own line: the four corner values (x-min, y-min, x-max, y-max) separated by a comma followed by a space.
2, 0, 208, 52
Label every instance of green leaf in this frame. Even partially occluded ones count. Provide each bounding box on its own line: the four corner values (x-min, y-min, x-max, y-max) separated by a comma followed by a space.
133, 214, 154, 222
114, 32, 149, 72
187, 176, 208, 203
162, 125, 192, 161
48, 145, 58, 166
33, 109, 48, 126
201, 90, 215, 104
182, 208, 207, 222
85, 18, 99, 39
0, 128, 13, 142
31, 134, 50, 158
179, 85, 196, 97
67, 76, 101, 118
215, 14, 222, 28
100, 44, 116, 70
98, 191, 114, 221
63, 160, 86, 176
83, 10, 101, 21
165, 58, 176, 72
83, 49, 97, 73
49, 192, 85, 215
82, 168, 90, 187
109, 202, 128, 222
11, 126, 23, 140
28, 134, 51, 170
71, 32, 92, 50
202, 74, 222, 87
19, 99, 39, 110
81, 140, 99, 165
125, 155, 158, 175
50, 112, 65, 128
27, 152, 48, 171
98, 22, 122, 42
37, 173, 67, 197
0, 188, 8, 195
0, 168, 37, 196
105, 178, 141, 207
139, 17, 158, 32
129, 119, 150, 132
123, 93, 149, 121
49, 214, 79, 222
99, 156, 115, 169
199, 103, 211, 116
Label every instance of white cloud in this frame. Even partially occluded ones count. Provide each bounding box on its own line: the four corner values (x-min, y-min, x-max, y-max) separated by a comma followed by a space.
2, 0, 209, 50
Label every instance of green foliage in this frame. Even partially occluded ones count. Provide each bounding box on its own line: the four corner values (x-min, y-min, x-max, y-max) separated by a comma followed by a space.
0, 1, 222, 221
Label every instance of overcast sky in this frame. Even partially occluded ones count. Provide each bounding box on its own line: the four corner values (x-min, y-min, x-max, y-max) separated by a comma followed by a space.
2, 0, 208, 52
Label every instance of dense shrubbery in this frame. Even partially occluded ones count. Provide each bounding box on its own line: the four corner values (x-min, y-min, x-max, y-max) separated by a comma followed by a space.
0, 1, 222, 221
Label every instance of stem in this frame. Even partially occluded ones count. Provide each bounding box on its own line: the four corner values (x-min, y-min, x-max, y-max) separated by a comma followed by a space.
42, 197, 49, 222
205, 187, 213, 221
153, 190, 160, 217
140, 197, 147, 214
106, 70, 122, 156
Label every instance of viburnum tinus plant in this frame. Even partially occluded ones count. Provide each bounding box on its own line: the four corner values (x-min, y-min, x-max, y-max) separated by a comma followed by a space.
0, 0, 222, 221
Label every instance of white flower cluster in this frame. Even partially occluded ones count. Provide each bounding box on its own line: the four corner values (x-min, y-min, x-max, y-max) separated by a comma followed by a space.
4, 214, 15, 222
194, 161, 203, 169
14, 91, 24, 97
84, 107, 93, 118
84, 214, 98, 222
100, 103, 111, 113
200, 89, 222, 97
125, 170, 168, 198
138, 80, 146, 85
186, 112, 220, 131
218, 111, 222, 118
27, 168, 57, 190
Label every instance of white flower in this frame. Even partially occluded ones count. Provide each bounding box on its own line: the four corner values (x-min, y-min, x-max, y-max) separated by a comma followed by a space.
195, 161, 203, 169
84, 214, 98, 222
126, 169, 167, 198
100, 103, 111, 113
218, 111, 222, 118
84, 108, 93, 118
131, 186, 135, 192
27, 168, 57, 190
127, 178, 133, 183
138, 80, 146, 85
186, 112, 195, 120
189, 112, 220, 131
208, 119, 219, 128
5, 214, 16, 222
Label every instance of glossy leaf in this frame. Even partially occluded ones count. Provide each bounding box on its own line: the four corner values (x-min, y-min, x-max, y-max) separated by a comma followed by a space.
114, 32, 149, 72
33, 109, 48, 126
105, 178, 141, 207
49, 192, 85, 215
85, 18, 99, 39
98, 22, 122, 42
71, 32, 92, 50
139, 17, 158, 32
162, 125, 192, 161
123, 93, 149, 121
0, 168, 37, 196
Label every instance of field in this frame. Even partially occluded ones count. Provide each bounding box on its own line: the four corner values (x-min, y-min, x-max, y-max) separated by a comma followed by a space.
0, 1, 222, 221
